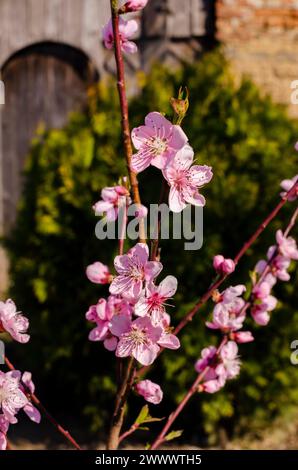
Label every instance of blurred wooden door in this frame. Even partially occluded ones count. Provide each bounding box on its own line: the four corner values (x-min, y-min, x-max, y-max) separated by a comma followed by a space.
1, 43, 97, 232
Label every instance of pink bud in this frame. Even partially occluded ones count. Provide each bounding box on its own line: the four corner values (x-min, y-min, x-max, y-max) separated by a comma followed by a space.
232, 331, 254, 343
213, 255, 224, 271
135, 379, 163, 404
124, 0, 148, 12
86, 262, 111, 284
213, 255, 235, 274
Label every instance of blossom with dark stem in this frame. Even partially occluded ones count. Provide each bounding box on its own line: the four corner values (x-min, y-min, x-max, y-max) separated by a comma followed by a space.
131, 112, 188, 173
163, 144, 213, 213
195, 341, 241, 394
109, 243, 162, 300
103, 18, 138, 54
0, 299, 30, 344
135, 379, 163, 405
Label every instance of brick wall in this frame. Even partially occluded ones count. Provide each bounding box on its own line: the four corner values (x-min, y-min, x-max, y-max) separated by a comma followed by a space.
216, 0, 298, 116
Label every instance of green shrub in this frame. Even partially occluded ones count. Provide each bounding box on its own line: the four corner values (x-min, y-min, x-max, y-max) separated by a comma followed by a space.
4, 50, 298, 443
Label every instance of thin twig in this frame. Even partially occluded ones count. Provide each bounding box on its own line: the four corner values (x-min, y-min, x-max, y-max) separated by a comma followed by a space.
110, 0, 145, 242
4, 356, 82, 450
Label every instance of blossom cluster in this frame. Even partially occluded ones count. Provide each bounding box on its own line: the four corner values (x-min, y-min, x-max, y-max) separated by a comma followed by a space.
251, 229, 298, 325
86, 243, 180, 404
195, 211, 298, 394
0, 300, 40, 450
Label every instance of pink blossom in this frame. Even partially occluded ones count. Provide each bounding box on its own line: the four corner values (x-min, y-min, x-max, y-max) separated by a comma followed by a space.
0, 415, 9, 450
135, 275, 177, 324
163, 144, 213, 213
124, 0, 148, 12
0, 371, 28, 424
195, 342, 241, 393
109, 243, 162, 300
195, 346, 226, 394
132, 204, 148, 219
86, 262, 111, 284
276, 230, 298, 260
131, 112, 188, 173
93, 185, 129, 222
135, 380, 163, 405
213, 255, 235, 275
103, 18, 138, 54
220, 341, 241, 379
206, 285, 246, 332
110, 316, 162, 365
19, 372, 41, 424
251, 294, 277, 326
280, 175, 298, 201
157, 315, 180, 350
231, 331, 254, 343
86, 296, 132, 351
252, 281, 271, 300
0, 299, 30, 344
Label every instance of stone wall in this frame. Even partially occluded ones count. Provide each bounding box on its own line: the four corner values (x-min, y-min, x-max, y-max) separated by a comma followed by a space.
216, 0, 298, 117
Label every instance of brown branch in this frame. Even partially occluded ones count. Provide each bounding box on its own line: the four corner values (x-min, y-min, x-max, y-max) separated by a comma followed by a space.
106, 356, 135, 449
110, 0, 145, 243
4, 356, 82, 450
150, 201, 298, 450
137, 181, 298, 378
119, 422, 140, 444
150, 337, 228, 450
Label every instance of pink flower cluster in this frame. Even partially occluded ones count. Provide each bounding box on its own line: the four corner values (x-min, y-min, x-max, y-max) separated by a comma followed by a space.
280, 174, 298, 202
251, 229, 298, 325
195, 341, 241, 394
131, 112, 213, 212
0, 370, 40, 450
86, 243, 180, 370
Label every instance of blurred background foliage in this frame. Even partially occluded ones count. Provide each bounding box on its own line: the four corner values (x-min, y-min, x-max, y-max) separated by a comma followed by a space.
4, 50, 298, 445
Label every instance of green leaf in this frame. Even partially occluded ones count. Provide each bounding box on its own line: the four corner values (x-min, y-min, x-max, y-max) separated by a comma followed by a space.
135, 405, 149, 425
164, 430, 183, 442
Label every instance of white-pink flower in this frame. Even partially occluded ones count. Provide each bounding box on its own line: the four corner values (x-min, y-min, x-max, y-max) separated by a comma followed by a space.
0, 299, 30, 344
124, 0, 148, 12
102, 18, 138, 54
276, 230, 298, 260
131, 112, 188, 173
280, 174, 298, 201
0, 415, 9, 450
213, 255, 235, 275
195, 346, 225, 394
206, 285, 246, 332
86, 261, 111, 284
0, 371, 28, 424
135, 275, 177, 324
109, 243, 162, 300
93, 185, 129, 222
135, 379, 163, 405
20, 372, 41, 424
110, 316, 162, 365
86, 295, 132, 351
163, 144, 213, 213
